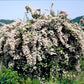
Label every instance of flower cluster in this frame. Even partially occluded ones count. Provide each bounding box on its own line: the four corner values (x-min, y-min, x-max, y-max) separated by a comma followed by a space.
25, 4, 31, 13
58, 10, 68, 19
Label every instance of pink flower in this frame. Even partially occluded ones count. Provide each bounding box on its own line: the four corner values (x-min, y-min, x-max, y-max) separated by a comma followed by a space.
60, 10, 68, 16
45, 9, 49, 11
25, 4, 31, 13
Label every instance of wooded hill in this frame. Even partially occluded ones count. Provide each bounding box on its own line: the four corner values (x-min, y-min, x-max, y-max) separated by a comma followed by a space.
0, 19, 14, 26
70, 16, 84, 26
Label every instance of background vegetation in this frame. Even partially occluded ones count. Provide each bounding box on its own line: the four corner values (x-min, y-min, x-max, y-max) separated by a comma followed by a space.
70, 16, 84, 26
0, 19, 14, 26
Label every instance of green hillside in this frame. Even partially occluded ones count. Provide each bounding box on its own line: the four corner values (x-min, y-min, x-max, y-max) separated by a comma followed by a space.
70, 16, 84, 26
0, 19, 14, 26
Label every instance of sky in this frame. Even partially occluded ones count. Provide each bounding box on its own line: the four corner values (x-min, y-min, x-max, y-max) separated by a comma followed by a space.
0, 0, 84, 20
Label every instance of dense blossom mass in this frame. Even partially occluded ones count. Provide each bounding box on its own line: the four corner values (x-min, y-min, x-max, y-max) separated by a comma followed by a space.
0, 5, 84, 79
